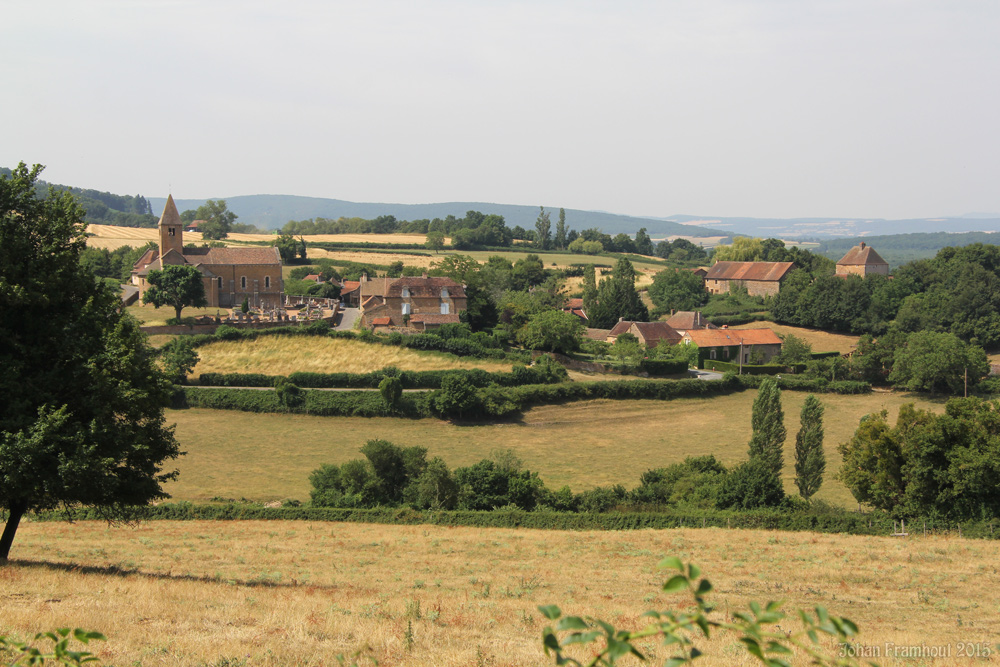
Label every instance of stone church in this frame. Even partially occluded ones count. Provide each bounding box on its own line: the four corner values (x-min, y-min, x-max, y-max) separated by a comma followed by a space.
132, 195, 284, 309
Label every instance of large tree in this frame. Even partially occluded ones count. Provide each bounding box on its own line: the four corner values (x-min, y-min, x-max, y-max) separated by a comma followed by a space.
194, 199, 237, 240
747, 377, 786, 478
534, 206, 551, 250
143, 264, 208, 320
648, 269, 708, 313
794, 394, 825, 499
0, 163, 181, 560
554, 208, 567, 250
589, 257, 649, 328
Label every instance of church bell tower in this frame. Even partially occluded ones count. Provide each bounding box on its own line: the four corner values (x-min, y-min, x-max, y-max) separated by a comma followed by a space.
158, 194, 184, 257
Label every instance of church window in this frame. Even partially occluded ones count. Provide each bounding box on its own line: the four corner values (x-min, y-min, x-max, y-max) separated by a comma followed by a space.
241, 276, 247, 289
168, 228, 175, 236
265, 276, 271, 289
217, 277, 223, 289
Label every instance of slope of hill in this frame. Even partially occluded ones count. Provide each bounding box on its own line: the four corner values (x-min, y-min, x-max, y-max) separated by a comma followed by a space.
815, 231, 1000, 265
148, 195, 729, 238
661, 213, 1000, 239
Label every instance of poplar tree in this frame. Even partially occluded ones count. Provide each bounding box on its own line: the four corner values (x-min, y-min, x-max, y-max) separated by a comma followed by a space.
794, 394, 826, 499
554, 208, 567, 249
747, 378, 786, 478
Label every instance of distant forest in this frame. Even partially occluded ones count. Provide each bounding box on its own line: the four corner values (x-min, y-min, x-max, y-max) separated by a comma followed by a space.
0, 167, 157, 228
816, 231, 1000, 266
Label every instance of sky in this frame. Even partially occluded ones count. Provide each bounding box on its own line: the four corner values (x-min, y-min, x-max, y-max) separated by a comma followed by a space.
2, 0, 998, 220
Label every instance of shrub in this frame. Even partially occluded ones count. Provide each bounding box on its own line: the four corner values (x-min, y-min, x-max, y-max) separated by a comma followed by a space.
716, 460, 785, 510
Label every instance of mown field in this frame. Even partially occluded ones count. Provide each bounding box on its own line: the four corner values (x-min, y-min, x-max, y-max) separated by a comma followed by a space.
190, 337, 513, 378
164, 391, 946, 506
4, 520, 996, 666
731, 320, 860, 355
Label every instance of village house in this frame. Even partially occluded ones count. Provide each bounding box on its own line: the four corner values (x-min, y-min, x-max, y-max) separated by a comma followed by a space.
664, 311, 716, 336
360, 275, 467, 331
606, 320, 682, 348
835, 242, 890, 277
681, 327, 783, 366
704, 261, 795, 297
132, 196, 283, 310
562, 297, 588, 322
339, 280, 362, 307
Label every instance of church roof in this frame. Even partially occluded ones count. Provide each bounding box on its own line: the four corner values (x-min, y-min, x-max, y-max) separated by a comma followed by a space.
158, 194, 183, 228
837, 242, 888, 267
182, 246, 281, 265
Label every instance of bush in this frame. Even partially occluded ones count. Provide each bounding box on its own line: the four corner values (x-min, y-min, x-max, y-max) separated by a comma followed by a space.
638, 358, 688, 376
716, 460, 785, 510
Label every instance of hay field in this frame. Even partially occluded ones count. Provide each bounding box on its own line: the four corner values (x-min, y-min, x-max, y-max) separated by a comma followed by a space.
164, 391, 946, 505
191, 337, 513, 378
4, 520, 997, 666
731, 320, 861, 355
126, 302, 227, 326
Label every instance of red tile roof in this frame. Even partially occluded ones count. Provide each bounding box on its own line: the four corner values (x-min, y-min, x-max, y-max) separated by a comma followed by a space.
631, 321, 681, 344
183, 246, 281, 265
565, 298, 584, 309
837, 242, 889, 267
341, 280, 361, 294
705, 261, 794, 282
608, 320, 634, 336
664, 311, 715, 331
361, 296, 383, 309
371, 317, 392, 326
683, 328, 782, 347
304, 274, 322, 282
409, 313, 462, 324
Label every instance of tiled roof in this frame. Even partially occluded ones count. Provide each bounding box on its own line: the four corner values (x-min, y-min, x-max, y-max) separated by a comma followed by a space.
584, 328, 611, 340
132, 248, 158, 270
387, 276, 466, 299
371, 317, 392, 326
565, 298, 584, 309
341, 280, 361, 294
304, 274, 322, 281
665, 311, 715, 331
705, 261, 795, 282
360, 276, 392, 298
158, 195, 183, 228
568, 308, 588, 321
683, 328, 782, 347
837, 243, 888, 267
608, 320, 634, 336
182, 246, 281, 265
410, 313, 462, 324
361, 296, 383, 310
632, 321, 681, 344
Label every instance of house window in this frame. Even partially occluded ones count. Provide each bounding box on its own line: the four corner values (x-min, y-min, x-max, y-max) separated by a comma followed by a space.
402, 303, 411, 315
441, 287, 449, 298
440, 302, 450, 315
710, 349, 717, 360
724, 347, 730, 359
241, 276, 247, 289
265, 276, 271, 289
217, 277, 223, 289
402, 287, 410, 298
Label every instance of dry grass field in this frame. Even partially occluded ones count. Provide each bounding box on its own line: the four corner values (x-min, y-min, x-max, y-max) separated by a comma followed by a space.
86, 225, 434, 250
126, 302, 227, 326
164, 392, 946, 506
4, 520, 996, 666
190, 337, 513, 378
731, 321, 861, 355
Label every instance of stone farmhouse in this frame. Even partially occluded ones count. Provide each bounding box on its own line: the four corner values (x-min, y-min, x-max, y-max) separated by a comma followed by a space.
682, 327, 783, 366
360, 276, 467, 331
664, 310, 716, 336
704, 261, 795, 297
132, 195, 284, 310
835, 242, 889, 277
606, 320, 682, 348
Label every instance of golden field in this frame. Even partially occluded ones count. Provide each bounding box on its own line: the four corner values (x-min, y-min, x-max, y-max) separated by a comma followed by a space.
3, 520, 997, 666
190, 337, 512, 378
164, 391, 947, 506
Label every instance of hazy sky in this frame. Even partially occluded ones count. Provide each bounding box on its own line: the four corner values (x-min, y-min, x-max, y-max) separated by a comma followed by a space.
3, 1, 998, 220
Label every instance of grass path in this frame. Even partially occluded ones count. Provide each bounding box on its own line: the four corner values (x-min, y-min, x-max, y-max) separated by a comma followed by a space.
165, 391, 946, 505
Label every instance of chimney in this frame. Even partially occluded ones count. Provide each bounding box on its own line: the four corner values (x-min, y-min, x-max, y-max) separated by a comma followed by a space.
860, 242, 866, 249
361, 272, 368, 282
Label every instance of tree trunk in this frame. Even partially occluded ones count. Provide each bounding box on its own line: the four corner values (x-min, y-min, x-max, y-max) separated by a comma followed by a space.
0, 499, 28, 561
174, 304, 183, 321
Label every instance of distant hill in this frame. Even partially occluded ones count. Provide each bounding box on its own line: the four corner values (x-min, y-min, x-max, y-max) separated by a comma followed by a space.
658, 214, 1000, 240
815, 231, 1000, 266
148, 195, 729, 239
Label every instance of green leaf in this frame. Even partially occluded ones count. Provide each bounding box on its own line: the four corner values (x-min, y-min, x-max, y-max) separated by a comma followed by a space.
658, 556, 684, 572
555, 617, 589, 632
696, 579, 713, 595
562, 631, 602, 646
687, 564, 701, 579
764, 642, 792, 654
740, 637, 764, 659
662, 575, 689, 593
539, 605, 561, 620
606, 637, 633, 660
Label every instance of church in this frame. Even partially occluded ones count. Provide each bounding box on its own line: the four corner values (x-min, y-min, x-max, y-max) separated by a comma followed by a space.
131, 195, 284, 310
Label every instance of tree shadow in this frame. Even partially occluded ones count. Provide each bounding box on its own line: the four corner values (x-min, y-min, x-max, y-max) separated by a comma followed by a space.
4, 558, 337, 591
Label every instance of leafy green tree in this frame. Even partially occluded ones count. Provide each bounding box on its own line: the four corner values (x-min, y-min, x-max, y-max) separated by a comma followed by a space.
888, 330, 988, 394
425, 231, 445, 253
274, 379, 305, 409
0, 163, 181, 560
837, 410, 905, 511
534, 206, 551, 250
611, 333, 645, 370
712, 236, 765, 262
648, 269, 708, 312
379, 376, 402, 413
412, 457, 459, 509
747, 378, 786, 478
142, 264, 208, 321
272, 233, 300, 263
432, 374, 480, 420
634, 227, 654, 256
159, 337, 199, 384
517, 310, 583, 353
194, 199, 237, 240
511, 253, 546, 290
776, 333, 813, 365
581, 264, 598, 314
715, 460, 785, 509
589, 258, 649, 328
794, 395, 825, 499
554, 208, 567, 249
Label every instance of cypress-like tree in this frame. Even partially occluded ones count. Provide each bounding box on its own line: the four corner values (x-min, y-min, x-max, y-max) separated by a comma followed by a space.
588, 257, 649, 328
794, 394, 825, 499
747, 378, 786, 477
